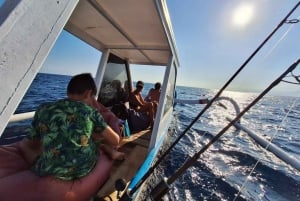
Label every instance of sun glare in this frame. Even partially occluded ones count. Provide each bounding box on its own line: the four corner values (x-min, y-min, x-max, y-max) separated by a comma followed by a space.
232, 3, 254, 28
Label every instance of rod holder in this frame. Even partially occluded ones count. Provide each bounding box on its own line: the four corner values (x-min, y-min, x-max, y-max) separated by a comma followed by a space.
115, 178, 127, 199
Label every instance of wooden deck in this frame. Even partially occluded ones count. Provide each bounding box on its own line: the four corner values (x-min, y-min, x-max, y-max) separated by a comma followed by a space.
97, 129, 152, 200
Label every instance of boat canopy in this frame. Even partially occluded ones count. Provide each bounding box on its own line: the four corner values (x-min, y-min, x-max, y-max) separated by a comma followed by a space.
0, 0, 180, 136
65, 0, 180, 67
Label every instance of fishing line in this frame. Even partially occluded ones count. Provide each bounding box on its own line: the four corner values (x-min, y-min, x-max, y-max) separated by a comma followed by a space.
233, 98, 298, 201
119, 2, 300, 200
263, 15, 300, 60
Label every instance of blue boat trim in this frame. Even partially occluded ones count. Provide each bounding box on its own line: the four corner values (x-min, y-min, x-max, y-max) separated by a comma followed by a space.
127, 114, 173, 193
128, 132, 165, 190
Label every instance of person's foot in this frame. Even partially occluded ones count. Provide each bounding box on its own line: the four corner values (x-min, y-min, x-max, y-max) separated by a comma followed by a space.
111, 151, 125, 161
149, 119, 154, 129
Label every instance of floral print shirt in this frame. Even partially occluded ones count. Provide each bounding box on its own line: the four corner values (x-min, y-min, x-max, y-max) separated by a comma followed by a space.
28, 99, 107, 180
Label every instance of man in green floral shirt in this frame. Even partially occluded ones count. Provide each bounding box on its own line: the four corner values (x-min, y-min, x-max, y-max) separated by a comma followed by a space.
20, 73, 121, 180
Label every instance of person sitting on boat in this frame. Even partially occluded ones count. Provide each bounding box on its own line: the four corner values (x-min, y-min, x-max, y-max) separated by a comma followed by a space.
20, 73, 125, 181
145, 82, 161, 103
91, 98, 124, 137
111, 79, 128, 103
99, 79, 127, 106
129, 81, 157, 128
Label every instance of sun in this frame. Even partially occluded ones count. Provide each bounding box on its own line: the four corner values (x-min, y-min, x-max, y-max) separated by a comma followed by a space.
232, 3, 254, 28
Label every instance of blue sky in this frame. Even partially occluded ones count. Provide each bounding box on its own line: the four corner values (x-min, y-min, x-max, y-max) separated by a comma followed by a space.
1, 0, 300, 96
167, 0, 300, 96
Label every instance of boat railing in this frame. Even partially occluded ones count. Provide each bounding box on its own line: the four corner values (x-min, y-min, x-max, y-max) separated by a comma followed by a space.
9, 111, 35, 123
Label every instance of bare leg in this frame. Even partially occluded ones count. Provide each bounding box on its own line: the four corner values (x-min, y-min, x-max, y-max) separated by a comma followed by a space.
152, 101, 158, 117
138, 102, 154, 127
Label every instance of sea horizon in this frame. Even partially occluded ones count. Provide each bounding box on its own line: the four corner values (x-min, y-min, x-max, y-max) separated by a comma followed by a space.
38, 72, 300, 98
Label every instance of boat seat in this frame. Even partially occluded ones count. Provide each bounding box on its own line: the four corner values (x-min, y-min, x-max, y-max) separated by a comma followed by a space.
0, 141, 113, 201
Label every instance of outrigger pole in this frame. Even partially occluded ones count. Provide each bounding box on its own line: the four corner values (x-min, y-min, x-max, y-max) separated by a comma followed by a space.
119, 2, 300, 200
228, 117, 300, 171
150, 59, 300, 200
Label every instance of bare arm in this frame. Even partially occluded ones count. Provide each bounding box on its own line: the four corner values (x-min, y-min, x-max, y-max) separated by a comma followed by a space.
91, 98, 109, 113
130, 93, 146, 106
138, 93, 148, 105
101, 126, 120, 147
144, 88, 154, 101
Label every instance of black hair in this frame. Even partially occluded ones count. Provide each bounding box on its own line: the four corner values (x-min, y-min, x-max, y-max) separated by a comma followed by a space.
67, 73, 97, 95
136, 80, 144, 88
154, 82, 161, 90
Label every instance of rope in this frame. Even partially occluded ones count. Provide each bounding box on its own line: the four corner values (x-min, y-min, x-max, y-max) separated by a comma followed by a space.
233, 98, 298, 201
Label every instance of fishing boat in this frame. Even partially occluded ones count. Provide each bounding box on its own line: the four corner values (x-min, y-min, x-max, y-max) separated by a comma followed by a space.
1, 0, 300, 200
0, 0, 179, 200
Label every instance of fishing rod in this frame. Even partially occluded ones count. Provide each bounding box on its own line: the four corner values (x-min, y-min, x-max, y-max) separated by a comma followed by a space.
119, 2, 300, 200
150, 58, 300, 200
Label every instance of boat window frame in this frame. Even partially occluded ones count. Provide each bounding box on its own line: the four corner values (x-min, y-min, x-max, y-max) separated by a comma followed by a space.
97, 53, 132, 107
163, 61, 177, 115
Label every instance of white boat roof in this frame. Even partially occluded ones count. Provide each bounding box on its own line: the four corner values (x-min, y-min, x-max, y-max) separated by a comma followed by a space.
0, 0, 179, 136
65, 0, 180, 66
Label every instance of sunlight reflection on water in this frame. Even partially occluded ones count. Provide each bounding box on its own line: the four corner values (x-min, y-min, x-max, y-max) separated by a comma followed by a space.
167, 87, 300, 200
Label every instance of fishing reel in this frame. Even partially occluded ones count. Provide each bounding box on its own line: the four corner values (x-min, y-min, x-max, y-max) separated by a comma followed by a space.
115, 178, 127, 199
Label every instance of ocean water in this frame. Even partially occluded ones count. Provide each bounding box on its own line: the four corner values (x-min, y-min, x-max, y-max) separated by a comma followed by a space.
160, 87, 300, 201
1, 73, 300, 201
